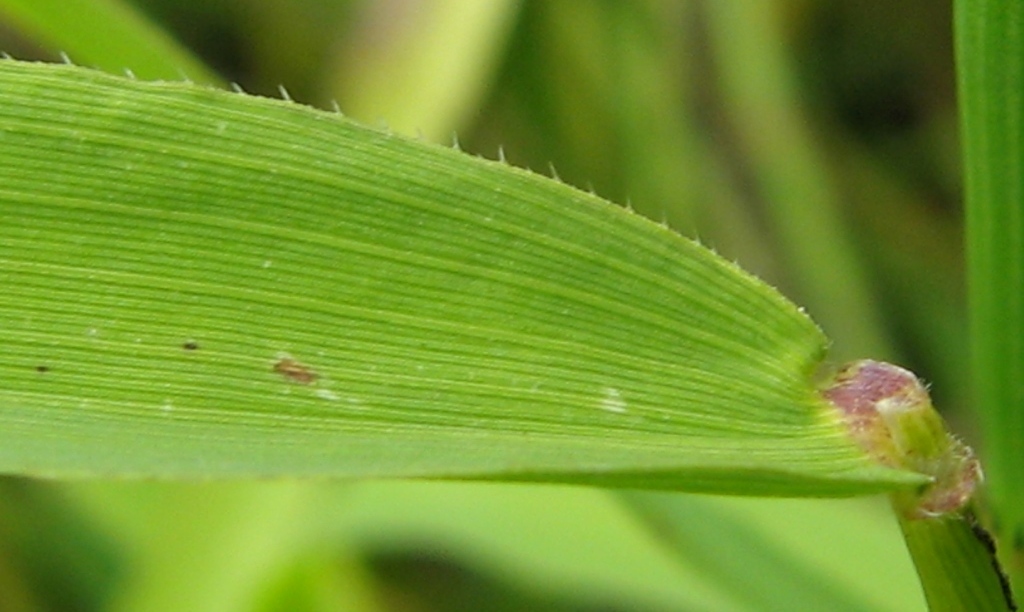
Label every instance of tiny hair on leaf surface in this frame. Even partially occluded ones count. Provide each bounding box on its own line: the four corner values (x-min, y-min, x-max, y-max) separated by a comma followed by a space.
0, 59, 926, 495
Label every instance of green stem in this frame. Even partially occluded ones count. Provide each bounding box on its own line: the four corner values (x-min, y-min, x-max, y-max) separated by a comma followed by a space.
955, 0, 1024, 595
897, 512, 1015, 612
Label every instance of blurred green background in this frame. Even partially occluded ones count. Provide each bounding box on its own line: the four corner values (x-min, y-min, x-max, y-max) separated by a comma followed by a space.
0, 1, 966, 610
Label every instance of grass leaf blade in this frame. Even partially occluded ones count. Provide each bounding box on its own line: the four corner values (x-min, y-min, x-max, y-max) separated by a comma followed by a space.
0, 60, 924, 494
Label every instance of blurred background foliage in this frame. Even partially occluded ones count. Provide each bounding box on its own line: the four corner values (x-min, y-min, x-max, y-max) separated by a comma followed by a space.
0, 0, 968, 610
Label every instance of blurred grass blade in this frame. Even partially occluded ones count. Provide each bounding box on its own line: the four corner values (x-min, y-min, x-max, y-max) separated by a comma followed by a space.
0, 60, 925, 494
62, 481, 743, 611
956, 0, 1024, 596
328, 0, 519, 140
308, 481, 747, 611
703, 1, 891, 360
81, 483, 329, 612
0, 479, 120, 611
0, 0, 219, 84
630, 494, 927, 611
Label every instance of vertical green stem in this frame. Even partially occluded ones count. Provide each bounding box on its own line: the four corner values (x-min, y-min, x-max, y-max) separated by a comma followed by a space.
955, 0, 1024, 595
898, 513, 1015, 612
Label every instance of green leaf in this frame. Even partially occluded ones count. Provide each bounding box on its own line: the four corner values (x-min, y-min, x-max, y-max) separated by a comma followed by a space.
0, 59, 924, 494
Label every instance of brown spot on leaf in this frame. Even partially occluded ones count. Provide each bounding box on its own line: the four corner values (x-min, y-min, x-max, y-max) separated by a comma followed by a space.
35, 365, 50, 373
274, 357, 317, 384
183, 341, 200, 351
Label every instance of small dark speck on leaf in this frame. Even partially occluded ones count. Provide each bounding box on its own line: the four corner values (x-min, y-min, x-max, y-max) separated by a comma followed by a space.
274, 357, 317, 384
35, 365, 50, 373
183, 341, 200, 351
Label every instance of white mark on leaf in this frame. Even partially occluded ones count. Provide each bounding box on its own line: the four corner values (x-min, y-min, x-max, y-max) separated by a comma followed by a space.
314, 389, 339, 401
600, 387, 627, 413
